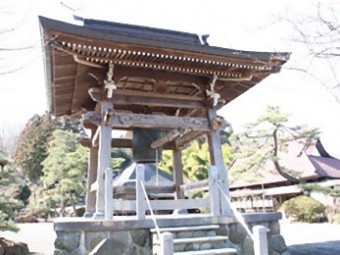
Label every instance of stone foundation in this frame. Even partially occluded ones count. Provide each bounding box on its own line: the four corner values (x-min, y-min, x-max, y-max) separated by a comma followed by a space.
54, 213, 289, 255
54, 228, 151, 255
225, 213, 289, 255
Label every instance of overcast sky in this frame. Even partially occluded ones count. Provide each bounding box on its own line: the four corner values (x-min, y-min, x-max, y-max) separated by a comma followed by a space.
0, 0, 339, 156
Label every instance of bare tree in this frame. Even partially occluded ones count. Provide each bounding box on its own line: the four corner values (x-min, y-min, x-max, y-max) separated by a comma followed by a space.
0, 2, 37, 75
0, 127, 19, 158
277, 1, 340, 103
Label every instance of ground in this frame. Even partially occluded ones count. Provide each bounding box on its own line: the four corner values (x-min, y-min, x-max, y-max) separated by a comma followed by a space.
281, 223, 340, 255
0, 222, 339, 254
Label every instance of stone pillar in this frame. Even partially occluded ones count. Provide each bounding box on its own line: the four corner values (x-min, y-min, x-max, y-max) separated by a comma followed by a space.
207, 108, 231, 216
253, 225, 269, 255
84, 128, 98, 217
160, 232, 174, 255
172, 149, 185, 200
94, 101, 113, 219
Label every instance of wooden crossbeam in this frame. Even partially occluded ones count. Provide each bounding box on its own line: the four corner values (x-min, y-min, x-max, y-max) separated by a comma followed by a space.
88, 87, 206, 109
150, 128, 185, 149
82, 111, 210, 131
112, 198, 209, 211
113, 185, 175, 195
80, 137, 176, 150
174, 131, 206, 149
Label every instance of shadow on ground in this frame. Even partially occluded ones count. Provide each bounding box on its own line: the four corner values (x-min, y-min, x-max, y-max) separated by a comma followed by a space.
288, 240, 340, 255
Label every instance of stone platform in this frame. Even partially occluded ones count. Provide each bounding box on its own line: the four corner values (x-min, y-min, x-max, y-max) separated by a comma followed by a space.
54, 213, 290, 255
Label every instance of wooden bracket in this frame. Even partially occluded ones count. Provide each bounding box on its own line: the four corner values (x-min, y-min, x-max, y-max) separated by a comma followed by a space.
212, 116, 229, 131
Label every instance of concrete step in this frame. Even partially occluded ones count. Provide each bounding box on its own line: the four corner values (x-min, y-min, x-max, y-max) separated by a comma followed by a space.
152, 224, 236, 255
154, 235, 228, 245
150, 225, 219, 233
174, 235, 229, 244
151, 224, 219, 233
174, 247, 237, 255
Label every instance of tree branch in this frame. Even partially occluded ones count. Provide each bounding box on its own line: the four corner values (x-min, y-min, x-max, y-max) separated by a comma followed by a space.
272, 126, 302, 184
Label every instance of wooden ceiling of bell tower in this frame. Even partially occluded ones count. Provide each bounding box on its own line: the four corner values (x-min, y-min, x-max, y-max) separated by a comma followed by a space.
40, 16, 290, 118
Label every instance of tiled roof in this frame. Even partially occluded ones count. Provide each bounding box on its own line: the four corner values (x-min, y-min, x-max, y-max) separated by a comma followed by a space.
39, 16, 290, 117
308, 155, 340, 178
230, 139, 340, 189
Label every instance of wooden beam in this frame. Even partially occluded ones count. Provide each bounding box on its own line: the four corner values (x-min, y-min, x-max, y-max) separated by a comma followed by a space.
80, 137, 176, 150
114, 66, 208, 87
151, 128, 185, 149
82, 111, 210, 131
180, 180, 209, 192
88, 87, 206, 109
112, 198, 209, 211
113, 185, 175, 195
112, 113, 209, 131
174, 131, 206, 149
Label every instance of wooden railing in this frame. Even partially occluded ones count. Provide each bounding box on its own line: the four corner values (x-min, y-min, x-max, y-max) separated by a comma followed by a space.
103, 165, 223, 219
217, 183, 269, 255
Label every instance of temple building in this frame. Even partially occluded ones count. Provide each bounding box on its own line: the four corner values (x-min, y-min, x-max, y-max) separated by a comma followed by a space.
40, 16, 291, 255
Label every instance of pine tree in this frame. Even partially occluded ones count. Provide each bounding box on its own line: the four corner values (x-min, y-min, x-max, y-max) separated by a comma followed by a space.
14, 113, 55, 183
230, 106, 319, 184
159, 140, 232, 182
40, 130, 88, 216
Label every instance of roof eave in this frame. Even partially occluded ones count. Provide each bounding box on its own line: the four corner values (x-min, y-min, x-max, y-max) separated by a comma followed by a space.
39, 16, 291, 64
39, 20, 54, 114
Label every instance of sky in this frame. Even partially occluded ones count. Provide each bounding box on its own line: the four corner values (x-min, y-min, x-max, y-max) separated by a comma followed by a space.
0, 0, 339, 157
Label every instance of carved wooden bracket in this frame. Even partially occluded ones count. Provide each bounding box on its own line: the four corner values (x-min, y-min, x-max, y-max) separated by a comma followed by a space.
212, 116, 229, 131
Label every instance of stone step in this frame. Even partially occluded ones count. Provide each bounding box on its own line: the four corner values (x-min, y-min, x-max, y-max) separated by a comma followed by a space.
174, 235, 229, 244
174, 247, 238, 255
154, 235, 228, 245
151, 224, 219, 233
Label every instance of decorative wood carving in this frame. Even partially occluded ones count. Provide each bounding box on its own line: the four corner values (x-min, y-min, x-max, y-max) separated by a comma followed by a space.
83, 111, 210, 131
114, 113, 210, 131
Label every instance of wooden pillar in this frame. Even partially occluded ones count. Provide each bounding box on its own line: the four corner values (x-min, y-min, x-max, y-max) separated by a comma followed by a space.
136, 164, 146, 220
173, 149, 185, 200
207, 108, 231, 216
208, 166, 219, 216
104, 167, 113, 220
84, 128, 98, 217
94, 101, 113, 219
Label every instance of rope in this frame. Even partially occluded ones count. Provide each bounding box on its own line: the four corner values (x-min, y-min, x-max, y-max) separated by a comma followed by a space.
217, 184, 254, 240
140, 180, 162, 239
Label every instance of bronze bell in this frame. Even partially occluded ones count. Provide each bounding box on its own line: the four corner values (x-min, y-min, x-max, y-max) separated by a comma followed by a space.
132, 128, 163, 163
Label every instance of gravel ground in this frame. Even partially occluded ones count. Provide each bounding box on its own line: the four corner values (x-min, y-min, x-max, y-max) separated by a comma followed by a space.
280, 222, 340, 255
0, 223, 56, 254
0, 222, 339, 254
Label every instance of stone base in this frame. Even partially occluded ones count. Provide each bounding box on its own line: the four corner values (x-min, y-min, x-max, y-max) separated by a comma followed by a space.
53, 213, 290, 255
